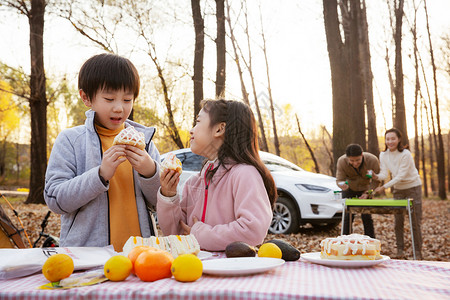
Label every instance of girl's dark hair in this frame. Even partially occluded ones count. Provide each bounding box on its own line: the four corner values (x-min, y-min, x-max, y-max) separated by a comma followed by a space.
384, 128, 408, 152
78, 53, 140, 100
201, 99, 277, 208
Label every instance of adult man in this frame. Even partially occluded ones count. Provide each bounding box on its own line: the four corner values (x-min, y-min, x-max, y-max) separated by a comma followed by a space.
336, 144, 380, 238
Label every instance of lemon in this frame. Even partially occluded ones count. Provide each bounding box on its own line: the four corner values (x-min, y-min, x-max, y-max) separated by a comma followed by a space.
171, 254, 203, 282
104, 255, 132, 281
42, 253, 74, 282
258, 243, 282, 259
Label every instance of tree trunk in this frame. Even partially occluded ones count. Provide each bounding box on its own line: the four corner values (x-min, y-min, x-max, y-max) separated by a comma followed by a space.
447, 131, 450, 191
393, 0, 408, 144
296, 114, 319, 173
225, 0, 249, 105
323, 0, 351, 169
420, 101, 428, 197
321, 125, 335, 176
348, 0, 365, 148
191, 0, 204, 125
359, 0, 378, 157
412, 1, 420, 170
26, 0, 47, 204
424, 102, 436, 194
423, 0, 446, 199
16, 142, 20, 183
259, 6, 279, 156
215, 0, 226, 98
0, 139, 6, 177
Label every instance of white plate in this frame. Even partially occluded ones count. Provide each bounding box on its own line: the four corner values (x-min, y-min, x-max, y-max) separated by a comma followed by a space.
197, 251, 213, 260
202, 257, 285, 276
301, 252, 390, 268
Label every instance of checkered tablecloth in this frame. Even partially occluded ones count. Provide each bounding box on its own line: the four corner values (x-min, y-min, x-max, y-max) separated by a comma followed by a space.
0, 254, 449, 300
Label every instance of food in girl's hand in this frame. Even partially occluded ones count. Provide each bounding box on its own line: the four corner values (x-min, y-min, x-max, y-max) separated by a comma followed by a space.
160, 152, 182, 175
103, 255, 132, 281
123, 234, 200, 258
258, 242, 282, 259
112, 126, 146, 150
42, 254, 74, 282
225, 241, 257, 258
266, 239, 300, 261
320, 234, 382, 260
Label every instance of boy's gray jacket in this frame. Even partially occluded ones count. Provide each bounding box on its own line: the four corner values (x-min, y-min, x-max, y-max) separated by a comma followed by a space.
44, 110, 160, 247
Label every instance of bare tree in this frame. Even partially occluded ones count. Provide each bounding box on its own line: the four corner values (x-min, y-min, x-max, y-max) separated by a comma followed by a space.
225, 0, 249, 105
323, 0, 352, 167
192, 0, 204, 125
5, 0, 47, 204
359, 0, 379, 157
411, 0, 420, 170
296, 114, 319, 173
392, 0, 409, 145
423, 0, 446, 199
321, 125, 335, 176
420, 99, 428, 197
215, 0, 226, 98
259, 4, 280, 156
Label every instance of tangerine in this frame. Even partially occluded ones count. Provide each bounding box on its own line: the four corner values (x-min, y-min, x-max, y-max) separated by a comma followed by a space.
128, 246, 158, 275
134, 249, 174, 282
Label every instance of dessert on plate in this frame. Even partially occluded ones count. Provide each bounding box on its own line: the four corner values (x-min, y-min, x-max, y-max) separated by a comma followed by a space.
123, 234, 200, 258
320, 234, 381, 260
113, 126, 146, 150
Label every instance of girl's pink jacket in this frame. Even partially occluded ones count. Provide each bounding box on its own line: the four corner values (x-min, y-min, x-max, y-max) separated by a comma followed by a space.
157, 161, 273, 251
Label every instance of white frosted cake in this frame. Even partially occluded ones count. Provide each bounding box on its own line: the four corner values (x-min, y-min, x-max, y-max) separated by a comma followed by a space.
320, 234, 382, 260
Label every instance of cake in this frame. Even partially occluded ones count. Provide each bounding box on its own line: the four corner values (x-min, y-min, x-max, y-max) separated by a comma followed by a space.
320, 234, 382, 260
113, 126, 146, 150
122, 234, 200, 258
160, 153, 183, 175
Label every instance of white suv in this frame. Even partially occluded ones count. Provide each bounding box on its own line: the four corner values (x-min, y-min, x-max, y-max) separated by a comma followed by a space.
160, 148, 342, 234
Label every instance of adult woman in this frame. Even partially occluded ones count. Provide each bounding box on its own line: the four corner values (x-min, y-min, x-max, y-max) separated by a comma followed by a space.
373, 128, 422, 259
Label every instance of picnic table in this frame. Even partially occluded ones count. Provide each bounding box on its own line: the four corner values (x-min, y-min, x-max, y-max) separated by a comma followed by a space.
0, 252, 449, 300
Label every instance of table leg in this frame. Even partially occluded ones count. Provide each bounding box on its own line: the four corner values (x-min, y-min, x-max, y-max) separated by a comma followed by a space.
407, 199, 416, 260
341, 202, 346, 236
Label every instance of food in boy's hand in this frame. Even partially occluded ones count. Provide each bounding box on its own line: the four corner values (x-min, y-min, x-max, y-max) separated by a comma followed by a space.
42, 253, 74, 282
134, 249, 174, 282
257, 242, 282, 259
160, 152, 183, 175
112, 126, 146, 150
104, 255, 132, 281
171, 254, 203, 282
123, 234, 200, 258
225, 241, 256, 258
320, 234, 382, 260
266, 239, 300, 261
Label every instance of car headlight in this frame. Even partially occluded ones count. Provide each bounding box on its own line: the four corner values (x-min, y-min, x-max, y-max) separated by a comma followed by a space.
295, 184, 331, 193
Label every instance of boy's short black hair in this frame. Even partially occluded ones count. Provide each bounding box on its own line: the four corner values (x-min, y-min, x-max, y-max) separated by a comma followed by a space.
346, 144, 363, 157
78, 53, 140, 100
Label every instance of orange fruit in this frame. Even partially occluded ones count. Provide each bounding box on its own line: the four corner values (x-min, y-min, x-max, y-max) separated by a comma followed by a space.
128, 246, 158, 275
135, 249, 174, 282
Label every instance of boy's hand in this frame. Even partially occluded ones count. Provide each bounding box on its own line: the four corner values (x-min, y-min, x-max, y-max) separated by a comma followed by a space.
99, 145, 127, 181
124, 145, 156, 177
160, 169, 180, 197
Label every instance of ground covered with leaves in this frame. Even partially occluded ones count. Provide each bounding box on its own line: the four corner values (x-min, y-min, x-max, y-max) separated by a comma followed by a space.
2, 198, 449, 261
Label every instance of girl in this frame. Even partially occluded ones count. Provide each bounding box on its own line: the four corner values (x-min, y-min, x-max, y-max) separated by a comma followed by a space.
373, 128, 422, 259
157, 99, 277, 251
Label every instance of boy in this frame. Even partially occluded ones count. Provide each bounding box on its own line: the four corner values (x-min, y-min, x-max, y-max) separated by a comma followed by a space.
44, 53, 160, 252
336, 144, 380, 238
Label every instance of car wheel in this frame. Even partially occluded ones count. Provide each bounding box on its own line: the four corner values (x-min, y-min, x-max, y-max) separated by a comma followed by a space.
269, 197, 300, 234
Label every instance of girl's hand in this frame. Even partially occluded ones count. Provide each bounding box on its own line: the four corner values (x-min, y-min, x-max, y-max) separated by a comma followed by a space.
374, 186, 385, 195
160, 169, 180, 197
371, 172, 379, 180
124, 145, 156, 177
180, 216, 199, 235
99, 145, 127, 181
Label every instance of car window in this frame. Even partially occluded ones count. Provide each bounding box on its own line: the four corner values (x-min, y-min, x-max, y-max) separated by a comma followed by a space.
263, 158, 303, 172
175, 152, 205, 172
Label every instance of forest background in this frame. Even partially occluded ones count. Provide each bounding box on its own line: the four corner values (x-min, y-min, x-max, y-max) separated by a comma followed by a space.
0, 0, 449, 204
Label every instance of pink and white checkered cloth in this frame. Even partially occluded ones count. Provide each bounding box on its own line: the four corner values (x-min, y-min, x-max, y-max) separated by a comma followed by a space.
0, 255, 449, 300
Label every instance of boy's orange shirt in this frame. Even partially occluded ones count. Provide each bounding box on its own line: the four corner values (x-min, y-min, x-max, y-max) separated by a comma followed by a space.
96, 124, 141, 252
